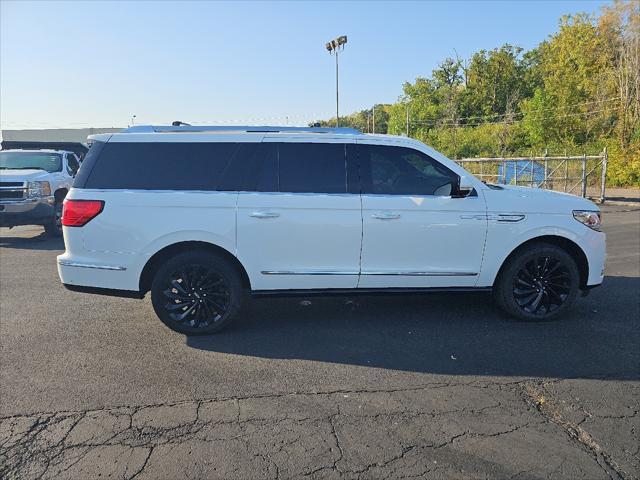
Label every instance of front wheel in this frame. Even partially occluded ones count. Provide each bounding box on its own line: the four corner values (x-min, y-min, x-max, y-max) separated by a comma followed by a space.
44, 202, 63, 237
494, 243, 580, 321
150, 251, 244, 335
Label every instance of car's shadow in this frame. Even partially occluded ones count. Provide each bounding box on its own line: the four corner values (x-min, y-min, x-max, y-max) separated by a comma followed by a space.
0, 230, 64, 251
187, 276, 640, 380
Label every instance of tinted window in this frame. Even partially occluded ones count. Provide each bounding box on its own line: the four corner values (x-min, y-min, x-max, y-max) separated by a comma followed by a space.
73, 141, 104, 188
231, 143, 278, 192
0, 152, 62, 173
278, 143, 346, 194
82, 142, 239, 190
360, 145, 457, 196
66, 154, 80, 176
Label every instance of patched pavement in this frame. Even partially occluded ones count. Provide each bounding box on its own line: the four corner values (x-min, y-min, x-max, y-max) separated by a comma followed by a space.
1, 206, 639, 479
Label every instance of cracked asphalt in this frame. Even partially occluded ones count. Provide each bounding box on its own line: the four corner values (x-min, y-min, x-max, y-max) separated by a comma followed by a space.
1, 205, 638, 479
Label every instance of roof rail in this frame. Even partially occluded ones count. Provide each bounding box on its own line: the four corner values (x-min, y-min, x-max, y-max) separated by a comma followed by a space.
122, 125, 363, 135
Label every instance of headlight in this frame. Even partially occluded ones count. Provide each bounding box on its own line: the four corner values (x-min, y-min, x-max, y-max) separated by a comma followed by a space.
26, 181, 51, 198
573, 210, 602, 231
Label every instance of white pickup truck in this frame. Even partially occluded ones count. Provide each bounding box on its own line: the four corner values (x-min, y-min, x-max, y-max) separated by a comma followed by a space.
0, 149, 81, 236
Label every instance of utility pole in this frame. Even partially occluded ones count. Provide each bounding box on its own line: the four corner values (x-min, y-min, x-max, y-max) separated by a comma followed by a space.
325, 36, 347, 128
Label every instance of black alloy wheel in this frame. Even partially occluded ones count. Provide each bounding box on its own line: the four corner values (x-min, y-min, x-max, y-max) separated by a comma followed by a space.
151, 251, 243, 334
512, 256, 571, 316
162, 266, 231, 328
494, 243, 580, 321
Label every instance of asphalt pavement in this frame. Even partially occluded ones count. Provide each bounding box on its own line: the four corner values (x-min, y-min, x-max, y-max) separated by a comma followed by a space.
1, 205, 638, 479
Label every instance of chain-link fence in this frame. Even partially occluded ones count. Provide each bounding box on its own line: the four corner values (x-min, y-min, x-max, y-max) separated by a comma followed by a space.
455, 149, 608, 203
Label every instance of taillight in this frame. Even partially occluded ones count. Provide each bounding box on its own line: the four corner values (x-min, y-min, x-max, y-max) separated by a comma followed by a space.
62, 200, 104, 227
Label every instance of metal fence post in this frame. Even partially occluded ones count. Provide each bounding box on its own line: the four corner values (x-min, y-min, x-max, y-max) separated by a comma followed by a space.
581, 154, 587, 198
514, 161, 518, 186
501, 158, 506, 184
564, 155, 569, 192
530, 158, 535, 187
600, 147, 608, 203
543, 149, 548, 188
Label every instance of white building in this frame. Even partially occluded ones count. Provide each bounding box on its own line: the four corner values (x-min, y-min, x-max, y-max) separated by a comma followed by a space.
1, 128, 123, 144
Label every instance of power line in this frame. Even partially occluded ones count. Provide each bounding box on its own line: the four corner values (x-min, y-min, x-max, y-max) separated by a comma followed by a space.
405, 97, 619, 126
408, 105, 618, 128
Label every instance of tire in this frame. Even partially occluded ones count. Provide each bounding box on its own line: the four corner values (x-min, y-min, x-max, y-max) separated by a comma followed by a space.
150, 251, 244, 335
494, 243, 580, 321
44, 202, 63, 237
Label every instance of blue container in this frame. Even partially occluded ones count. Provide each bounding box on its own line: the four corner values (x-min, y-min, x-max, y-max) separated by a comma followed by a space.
498, 160, 545, 186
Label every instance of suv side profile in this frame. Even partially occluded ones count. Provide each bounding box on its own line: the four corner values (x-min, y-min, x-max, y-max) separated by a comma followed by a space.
1, 149, 81, 236
57, 126, 605, 334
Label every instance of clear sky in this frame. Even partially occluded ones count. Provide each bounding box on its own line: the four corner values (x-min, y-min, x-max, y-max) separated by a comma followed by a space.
1, 0, 609, 129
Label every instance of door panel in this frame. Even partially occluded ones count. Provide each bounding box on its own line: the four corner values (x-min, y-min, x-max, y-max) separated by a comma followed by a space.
356, 142, 487, 288
359, 194, 487, 287
236, 140, 362, 291
237, 193, 362, 290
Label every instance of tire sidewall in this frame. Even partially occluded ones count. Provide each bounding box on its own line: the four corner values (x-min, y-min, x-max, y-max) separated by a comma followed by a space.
150, 251, 244, 335
44, 202, 63, 237
497, 244, 580, 322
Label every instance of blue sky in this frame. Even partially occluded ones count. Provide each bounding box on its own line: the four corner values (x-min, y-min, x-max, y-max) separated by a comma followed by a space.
1, 0, 609, 129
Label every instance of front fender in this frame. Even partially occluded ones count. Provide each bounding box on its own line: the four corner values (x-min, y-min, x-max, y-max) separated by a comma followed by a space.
477, 213, 598, 287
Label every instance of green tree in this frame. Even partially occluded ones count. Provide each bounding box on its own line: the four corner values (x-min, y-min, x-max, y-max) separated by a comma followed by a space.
521, 13, 617, 148
315, 3, 640, 185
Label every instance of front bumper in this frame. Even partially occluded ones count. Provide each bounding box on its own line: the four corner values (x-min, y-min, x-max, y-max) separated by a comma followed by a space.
0, 197, 55, 227
584, 230, 606, 287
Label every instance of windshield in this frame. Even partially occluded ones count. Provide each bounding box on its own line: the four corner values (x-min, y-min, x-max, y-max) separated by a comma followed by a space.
0, 152, 62, 173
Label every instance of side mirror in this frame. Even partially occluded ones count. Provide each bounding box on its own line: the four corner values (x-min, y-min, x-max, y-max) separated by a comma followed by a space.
453, 174, 474, 198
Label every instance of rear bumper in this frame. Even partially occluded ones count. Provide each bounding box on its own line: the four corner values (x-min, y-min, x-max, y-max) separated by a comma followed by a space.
57, 252, 144, 292
0, 197, 55, 227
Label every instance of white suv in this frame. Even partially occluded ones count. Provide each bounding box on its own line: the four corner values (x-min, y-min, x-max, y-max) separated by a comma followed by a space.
57, 125, 605, 334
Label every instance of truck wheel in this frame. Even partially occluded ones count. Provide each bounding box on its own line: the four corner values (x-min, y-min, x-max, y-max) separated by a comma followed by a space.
150, 251, 244, 335
44, 202, 63, 237
494, 243, 580, 321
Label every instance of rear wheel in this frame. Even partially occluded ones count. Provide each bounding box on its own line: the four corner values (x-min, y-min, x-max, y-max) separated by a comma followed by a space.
44, 202, 63, 237
494, 243, 580, 321
150, 251, 244, 334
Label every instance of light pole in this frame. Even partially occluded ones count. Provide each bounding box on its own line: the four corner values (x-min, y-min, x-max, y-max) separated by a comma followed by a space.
325, 35, 347, 128
130, 115, 136, 126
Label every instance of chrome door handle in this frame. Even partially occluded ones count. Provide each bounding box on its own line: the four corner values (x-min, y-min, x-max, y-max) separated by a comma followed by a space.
249, 211, 280, 219
372, 212, 401, 220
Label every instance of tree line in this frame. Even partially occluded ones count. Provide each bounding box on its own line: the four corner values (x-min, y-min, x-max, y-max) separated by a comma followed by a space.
313, 1, 639, 186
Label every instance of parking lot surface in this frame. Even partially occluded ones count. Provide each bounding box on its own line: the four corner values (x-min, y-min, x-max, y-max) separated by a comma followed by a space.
1, 205, 638, 479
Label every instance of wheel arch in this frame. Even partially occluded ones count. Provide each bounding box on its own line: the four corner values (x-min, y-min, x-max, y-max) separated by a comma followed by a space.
494, 235, 589, 289
139, 241, 251, 294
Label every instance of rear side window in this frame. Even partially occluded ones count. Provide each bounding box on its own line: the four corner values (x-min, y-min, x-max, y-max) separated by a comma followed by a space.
73, 141, 105, 187
80, 142, 238, 190
231, 143, 278, 192
277, 143, 347, 194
